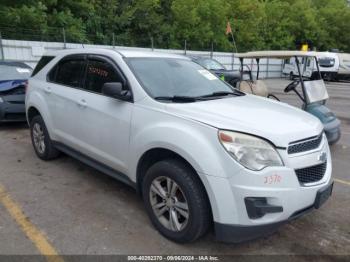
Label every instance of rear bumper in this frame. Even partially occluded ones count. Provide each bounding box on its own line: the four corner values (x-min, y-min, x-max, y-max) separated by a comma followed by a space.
0, 100, 26, 122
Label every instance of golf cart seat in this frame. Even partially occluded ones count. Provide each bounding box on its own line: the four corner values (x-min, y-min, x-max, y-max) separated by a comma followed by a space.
238, 80, 269, 97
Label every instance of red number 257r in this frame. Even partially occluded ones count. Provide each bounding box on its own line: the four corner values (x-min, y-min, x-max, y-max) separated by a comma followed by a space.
264, 174, 282, 184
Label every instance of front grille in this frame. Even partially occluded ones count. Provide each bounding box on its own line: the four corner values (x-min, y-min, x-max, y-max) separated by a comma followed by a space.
295, 162, 327, 184
0, 86, 25, 95
288, 134, 323, 154
7, 100, 25, 104
4, 113, 26, 120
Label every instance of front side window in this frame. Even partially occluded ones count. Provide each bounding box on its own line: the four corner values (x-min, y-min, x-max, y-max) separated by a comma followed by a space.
319, 58, 335, 68
54, 59, 85, 88
126, 58, 234, 98
84, 59, 122, 93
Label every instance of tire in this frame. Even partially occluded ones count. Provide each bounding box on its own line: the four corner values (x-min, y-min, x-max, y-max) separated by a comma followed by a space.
289, 72, 294, 80
142, 159, 211, 243
30, 115, 60, 160
328, 130, 341, 146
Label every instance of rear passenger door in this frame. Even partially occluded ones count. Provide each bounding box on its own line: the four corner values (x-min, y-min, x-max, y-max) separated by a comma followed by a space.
47, 55, 87, 146
77, 55, 133, 174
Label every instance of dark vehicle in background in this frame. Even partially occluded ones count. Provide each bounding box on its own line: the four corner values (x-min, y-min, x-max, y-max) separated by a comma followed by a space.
190, 56, 240, 87
0, 61, 32, 123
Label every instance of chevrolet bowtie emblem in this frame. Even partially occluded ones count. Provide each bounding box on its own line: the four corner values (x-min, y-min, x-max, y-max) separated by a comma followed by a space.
318, 152, 327, 162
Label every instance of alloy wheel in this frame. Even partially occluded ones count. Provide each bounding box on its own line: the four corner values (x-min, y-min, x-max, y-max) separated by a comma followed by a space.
32, 123, 46, 154
149, 176, 190, 232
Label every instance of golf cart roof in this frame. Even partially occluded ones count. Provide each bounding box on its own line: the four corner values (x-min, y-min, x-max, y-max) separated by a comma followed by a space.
236, 50, 318, 59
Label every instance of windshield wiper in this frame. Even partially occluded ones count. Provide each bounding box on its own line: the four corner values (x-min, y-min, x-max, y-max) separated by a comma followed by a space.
198, 91, 240, 98
154, 96, 198, 103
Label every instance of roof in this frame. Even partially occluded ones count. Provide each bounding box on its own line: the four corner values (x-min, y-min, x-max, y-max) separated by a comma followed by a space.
44, 48, 188, 59
119, 50, 188, 59
236, 50, 318, 59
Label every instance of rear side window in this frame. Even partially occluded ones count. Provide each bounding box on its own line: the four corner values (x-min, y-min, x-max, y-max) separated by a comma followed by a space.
84, 59, 123, 93
32, 56, 55, 77
53, 59, 86, 88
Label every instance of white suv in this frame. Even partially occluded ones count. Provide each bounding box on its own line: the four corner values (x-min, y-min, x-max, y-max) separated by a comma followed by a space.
26, 49, 333, 243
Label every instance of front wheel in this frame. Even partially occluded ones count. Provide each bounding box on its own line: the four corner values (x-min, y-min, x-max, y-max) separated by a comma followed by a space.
289, 72, 294, 80
142, 159, 211, 243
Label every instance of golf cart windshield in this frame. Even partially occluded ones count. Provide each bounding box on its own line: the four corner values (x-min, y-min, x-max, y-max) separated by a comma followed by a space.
237, 51, 329, 104
303, 80, 329, 103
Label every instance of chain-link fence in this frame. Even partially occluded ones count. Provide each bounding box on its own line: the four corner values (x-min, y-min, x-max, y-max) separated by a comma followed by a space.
0, 26, 285, 78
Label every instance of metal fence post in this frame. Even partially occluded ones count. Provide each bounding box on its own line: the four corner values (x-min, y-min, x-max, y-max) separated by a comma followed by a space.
184, 39, 187, 55
210, 41, 213, 58
232, 53, 234, 70
266, 58, 270, 78
112, 33, 115, 48
62, 28, 66, 49
151, 37, 154, 51
0, 31, 4, 60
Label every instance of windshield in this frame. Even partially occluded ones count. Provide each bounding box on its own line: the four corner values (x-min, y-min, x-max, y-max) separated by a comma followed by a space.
198, 58, 225, 70
318, 57, 335, 68
126, 58, 235, 99
0, 64, 32, 81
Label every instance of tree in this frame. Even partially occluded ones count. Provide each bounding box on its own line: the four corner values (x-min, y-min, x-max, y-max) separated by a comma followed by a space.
0, 0, 349, 52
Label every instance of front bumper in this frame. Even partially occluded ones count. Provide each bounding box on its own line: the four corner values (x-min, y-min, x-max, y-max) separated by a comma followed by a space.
0, 95, 26, 122
202, 135, 332, 243
214, 181, 333, 243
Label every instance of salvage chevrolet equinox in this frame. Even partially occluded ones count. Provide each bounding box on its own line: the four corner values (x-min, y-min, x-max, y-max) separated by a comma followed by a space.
26, 49, 333, 243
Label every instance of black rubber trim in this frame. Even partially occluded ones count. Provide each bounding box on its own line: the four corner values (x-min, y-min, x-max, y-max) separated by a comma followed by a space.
53, 141, 136, 189
214, 221, 285, 243
244, 197, 283, 219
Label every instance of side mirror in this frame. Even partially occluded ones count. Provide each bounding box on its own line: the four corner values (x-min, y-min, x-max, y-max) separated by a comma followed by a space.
102, 82, 132, 101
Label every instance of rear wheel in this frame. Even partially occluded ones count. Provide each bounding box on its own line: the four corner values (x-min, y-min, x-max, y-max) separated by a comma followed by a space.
30, 115, 59, 160
142, 159, 211, 243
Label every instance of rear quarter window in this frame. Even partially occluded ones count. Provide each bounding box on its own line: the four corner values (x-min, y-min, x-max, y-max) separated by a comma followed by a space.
31, 56, 55, 77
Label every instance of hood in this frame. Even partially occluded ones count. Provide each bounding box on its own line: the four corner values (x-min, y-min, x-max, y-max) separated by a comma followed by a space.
0, 79, 27, 93
165, 95, 323, 147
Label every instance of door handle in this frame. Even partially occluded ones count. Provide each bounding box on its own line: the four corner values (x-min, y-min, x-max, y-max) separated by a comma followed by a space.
44, 86, 51, 94
77, 99, 87, 108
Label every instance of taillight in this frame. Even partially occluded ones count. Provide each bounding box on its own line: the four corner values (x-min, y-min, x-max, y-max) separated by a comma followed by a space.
24, 81, 28, 93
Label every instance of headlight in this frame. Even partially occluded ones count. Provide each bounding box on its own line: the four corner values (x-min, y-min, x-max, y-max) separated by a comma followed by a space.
0, 97, 3, 103
218, 130, 283, 171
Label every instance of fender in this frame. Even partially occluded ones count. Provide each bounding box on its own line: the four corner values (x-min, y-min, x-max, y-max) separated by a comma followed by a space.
26, 82, 57, 140
128, 118, 236, 183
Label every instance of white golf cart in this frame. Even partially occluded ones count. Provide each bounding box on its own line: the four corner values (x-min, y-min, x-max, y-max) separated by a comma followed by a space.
236, 51, 341, 144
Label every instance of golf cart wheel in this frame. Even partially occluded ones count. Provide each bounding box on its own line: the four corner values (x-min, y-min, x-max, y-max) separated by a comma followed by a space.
142, 159, 211, 243
289, 72, 294, 80
328, 130, 341, 146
